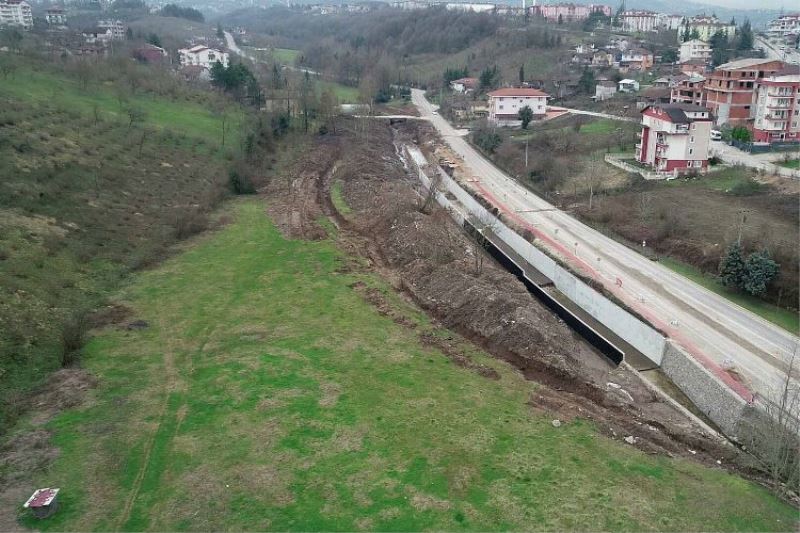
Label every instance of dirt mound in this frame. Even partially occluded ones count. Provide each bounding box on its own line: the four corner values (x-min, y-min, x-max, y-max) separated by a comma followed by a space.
27, 369, 98, 421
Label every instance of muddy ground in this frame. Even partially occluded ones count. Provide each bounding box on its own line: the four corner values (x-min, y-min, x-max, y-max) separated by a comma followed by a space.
259, 117, 774, 479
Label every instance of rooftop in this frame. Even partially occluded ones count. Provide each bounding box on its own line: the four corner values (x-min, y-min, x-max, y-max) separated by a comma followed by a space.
644, 103, 711, 124
716, 57, 781, 70
487, 88, 549, 98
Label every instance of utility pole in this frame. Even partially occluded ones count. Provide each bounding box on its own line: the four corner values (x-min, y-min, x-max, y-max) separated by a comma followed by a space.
525, 135, 529, 168
737, 210, 748, 245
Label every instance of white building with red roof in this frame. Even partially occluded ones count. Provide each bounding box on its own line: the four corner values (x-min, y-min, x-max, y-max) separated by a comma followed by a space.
178, 44, 229, 70
487, 87, 549, 125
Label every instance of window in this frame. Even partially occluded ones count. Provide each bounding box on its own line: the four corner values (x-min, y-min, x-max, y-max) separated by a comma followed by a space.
686, 161, 692, 167
499, 105, 504, 110
689, 136, 695, 143
689, 148, 694, 155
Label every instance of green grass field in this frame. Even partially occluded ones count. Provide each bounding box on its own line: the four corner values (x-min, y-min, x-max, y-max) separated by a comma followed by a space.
318, 80, 360, 104
1, 66, 237, 143
778, 159, 799, 169
274, 48, 300, 64
19, 199, 796, 531
659, 257, 799, 334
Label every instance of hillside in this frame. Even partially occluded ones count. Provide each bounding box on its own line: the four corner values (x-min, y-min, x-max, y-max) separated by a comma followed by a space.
0, 60, 236, 433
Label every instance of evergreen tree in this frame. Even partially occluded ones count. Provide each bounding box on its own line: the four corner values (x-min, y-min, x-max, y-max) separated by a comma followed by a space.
742, 250, 779, 296
518, 65, 525, 85
577, 68, 595, 95
719, 242, 746, 289
737, 19, 753, 51
681, 25, 691, 42
518, 105, 533, 129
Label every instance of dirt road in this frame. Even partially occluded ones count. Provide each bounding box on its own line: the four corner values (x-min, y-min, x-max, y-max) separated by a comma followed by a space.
412, 88, 798, 404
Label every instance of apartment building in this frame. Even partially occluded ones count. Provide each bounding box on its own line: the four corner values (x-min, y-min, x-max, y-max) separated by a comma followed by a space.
97, 19, 125, 39
45, 7, 67, 26
680, 15, 736, 41
0, 0, 32, 30
636, 103, 712, 174
619, 10, 658, 33
767, 13, 800, 37
532, 3, 611, 22
679, 39, 711, 63
752, 71, 800, 143
704, 58, 785, 126
178, 45, 229, 69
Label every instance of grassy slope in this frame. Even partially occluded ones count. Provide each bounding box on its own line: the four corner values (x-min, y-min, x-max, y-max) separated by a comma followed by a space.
0, 65, 233, 431
22, 200, 796, 531
2, 67, 235, 142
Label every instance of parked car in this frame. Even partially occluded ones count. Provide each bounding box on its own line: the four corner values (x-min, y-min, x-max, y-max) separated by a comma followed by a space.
710, 129, 722, 141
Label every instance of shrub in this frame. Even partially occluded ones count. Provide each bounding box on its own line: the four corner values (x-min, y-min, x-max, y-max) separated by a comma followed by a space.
60, 313, 87, 367
228, 170, 256, 195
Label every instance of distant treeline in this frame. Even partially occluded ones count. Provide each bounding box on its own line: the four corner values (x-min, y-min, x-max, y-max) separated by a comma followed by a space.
159, 3, 204, 23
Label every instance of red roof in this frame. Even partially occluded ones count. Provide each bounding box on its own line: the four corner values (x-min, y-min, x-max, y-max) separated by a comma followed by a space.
488, 88, 549, 98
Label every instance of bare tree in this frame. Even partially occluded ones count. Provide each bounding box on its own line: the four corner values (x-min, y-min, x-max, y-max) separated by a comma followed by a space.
470, 211, 500, 276
742, 350, 800, 497
126, 106, 146, 130
420, 167, 443, 214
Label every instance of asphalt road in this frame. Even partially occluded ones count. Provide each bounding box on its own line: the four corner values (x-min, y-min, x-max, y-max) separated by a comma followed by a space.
754, 35, 800, 66
412, 89, 799, 402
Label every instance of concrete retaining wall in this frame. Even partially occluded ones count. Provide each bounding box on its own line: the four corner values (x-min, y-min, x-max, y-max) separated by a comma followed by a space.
660, 341, 748, 437
419, 157, 666, 365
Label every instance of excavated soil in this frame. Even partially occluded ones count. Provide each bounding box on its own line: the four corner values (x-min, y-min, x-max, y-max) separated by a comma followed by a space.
259, 117, 753, 474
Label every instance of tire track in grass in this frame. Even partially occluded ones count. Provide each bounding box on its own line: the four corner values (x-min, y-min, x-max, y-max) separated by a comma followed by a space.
116, 330, 210, 531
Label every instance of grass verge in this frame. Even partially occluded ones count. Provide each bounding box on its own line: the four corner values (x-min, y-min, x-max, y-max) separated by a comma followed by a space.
20, 199, 796, 531
659, 257, 799, 334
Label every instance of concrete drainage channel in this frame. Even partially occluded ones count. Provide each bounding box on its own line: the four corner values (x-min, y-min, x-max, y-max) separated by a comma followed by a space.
405, 144, 763, 441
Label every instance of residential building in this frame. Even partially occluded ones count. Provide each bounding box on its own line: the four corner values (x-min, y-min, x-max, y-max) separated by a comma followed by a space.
637, 86, 671, 109
670, 74, 706, 106
619, 10, 659, 33
45, 7, 67, 26
680, 15, 736, 42
752, 70, 800, 143
133, 43, 168, 64
657, 13, 684, 31
636, 103, 713, 174
487, 87, 548, 126
618, 78, 639, 92
678, 58, 708, 76
531, 3, 611, 22
620, 48, 653, 70
704, 58, 785, 125
594, 79, 616, 100
178, 45, 229, 69
82, 27, 114, 45
0, 0, 32, 30
450, 77, 478, 94
679, 39, 711, 63
591, 50, 614, 67
97, 19, 125, 39
767, 13, 800, 37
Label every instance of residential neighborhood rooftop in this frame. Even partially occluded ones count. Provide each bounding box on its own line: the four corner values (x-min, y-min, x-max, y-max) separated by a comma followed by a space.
487, 87, 548, 97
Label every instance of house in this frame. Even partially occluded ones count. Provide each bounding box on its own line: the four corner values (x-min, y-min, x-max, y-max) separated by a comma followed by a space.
450, 77, 478, 94
45, 7, 67, 26
678, 58, 708, 76
652, 77, 672, 88
133, 43, 168, 64
0, 0, 32, 30
679, 39, 711, 63
618, 79, 640, 92
178, 45, 229, 69
594, 79, 617, 100
704, 58, 786, 126
637, 86, 671, 109
82, 27, 114, 45
97, 19, 125, 40
670, 74, 706, 106
620, 48, 653, 70
487, 87, 548, 126
591, 50, 614, 67
636, 103, 712, 175
752, 69, 800, 143
680, 15, 736, 42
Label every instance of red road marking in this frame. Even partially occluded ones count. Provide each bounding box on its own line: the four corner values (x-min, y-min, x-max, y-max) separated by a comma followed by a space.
471, 180, 755, 402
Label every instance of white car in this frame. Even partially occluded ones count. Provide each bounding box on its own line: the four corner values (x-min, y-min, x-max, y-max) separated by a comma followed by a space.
710, 130, 722, 141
